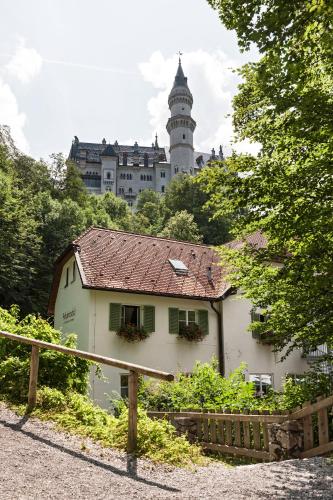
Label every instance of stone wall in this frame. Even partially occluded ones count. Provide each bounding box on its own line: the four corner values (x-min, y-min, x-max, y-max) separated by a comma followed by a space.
268, 420, 303, 460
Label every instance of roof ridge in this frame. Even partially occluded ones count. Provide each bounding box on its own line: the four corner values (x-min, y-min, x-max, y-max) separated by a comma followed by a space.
81, 226, 216, 250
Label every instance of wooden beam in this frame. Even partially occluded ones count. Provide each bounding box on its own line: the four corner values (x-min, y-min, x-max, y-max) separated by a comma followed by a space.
300, 440, 333, 459
0, 330, 174, 381
28, 346, 39, 409
289, 394, 333, 420
201, 442, 270, 461
127, 370, 139, 454
147, 411, 287, 423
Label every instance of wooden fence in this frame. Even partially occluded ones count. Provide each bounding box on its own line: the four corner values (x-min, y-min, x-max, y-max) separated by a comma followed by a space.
0, 330, 174, 453
149, 394, 333, 461
291, 395, 333, 458
148, 410, 287, 460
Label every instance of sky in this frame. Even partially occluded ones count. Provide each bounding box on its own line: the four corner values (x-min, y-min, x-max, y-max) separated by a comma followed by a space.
0, 0, 259, 161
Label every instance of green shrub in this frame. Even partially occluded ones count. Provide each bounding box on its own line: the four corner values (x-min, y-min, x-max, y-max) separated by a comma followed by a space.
139, 358, 261, 411
29, 388, 206, 467
0, 306, 90, 401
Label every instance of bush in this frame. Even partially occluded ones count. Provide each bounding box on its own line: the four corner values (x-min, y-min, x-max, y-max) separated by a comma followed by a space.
0, 306, 90, 401
139, 358, 260, 411
30, 388, 206, 467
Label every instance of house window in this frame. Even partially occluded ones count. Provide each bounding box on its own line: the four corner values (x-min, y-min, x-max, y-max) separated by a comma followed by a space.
64, 267, 69, 288
72, 261, 76, 283
249, 374, 273, 397
121, 305, 140, 327
160, 171, 165, 178
179, 310, 196, 329
120, 374, 129, 398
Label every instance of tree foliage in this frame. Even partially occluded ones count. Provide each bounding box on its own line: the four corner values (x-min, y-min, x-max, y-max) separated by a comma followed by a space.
202, 0, 333, 355
159, 210, 203, 243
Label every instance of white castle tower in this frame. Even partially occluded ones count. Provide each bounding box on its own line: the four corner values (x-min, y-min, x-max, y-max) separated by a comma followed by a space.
166, 58, 196, 174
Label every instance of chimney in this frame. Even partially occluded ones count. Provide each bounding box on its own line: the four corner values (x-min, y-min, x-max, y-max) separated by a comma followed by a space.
207, 266, 213, 283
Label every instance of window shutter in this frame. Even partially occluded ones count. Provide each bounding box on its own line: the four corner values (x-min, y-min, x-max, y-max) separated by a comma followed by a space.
143, 305, 155, 333
109, 303, 121, 331
168, 308, 179, 334
198, 310, 209, 336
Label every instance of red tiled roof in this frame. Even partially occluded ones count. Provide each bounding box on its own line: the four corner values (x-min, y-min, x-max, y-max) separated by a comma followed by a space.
73, 227, 229, 300
225, 231, 267, 251
48, 228, 268, 314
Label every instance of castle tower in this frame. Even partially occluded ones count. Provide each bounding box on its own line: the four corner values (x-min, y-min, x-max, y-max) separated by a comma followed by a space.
166, 58, 196, 175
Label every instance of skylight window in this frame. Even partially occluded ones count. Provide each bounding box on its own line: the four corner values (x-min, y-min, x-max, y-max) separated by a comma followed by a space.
168, 259, 189, 275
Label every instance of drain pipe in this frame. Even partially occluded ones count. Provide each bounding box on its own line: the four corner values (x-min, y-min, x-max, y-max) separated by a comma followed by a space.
210, 299, 225, 377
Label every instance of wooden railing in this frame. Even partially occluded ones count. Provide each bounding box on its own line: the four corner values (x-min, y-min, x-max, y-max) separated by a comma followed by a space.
148, 409, 288, 460
0, 330, 174, 453
289, 394, 333, 458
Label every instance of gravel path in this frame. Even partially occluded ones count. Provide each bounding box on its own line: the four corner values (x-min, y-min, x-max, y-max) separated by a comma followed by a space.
0, 403, 332, 499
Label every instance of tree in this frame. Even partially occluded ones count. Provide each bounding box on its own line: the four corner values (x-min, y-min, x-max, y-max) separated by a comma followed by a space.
62, 160, 88, 206
203, 0, 333, 355
159, 210, 203, 243
165, 173, 231, 245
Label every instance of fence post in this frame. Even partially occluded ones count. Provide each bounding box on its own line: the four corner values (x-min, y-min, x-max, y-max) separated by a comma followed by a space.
127, 370, 139, 454
28, 346, 40, 410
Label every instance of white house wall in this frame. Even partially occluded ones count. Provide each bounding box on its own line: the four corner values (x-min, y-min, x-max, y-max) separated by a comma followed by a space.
223, 291, 309, 390
89, 290, 218, 407
53, 256, 91, 351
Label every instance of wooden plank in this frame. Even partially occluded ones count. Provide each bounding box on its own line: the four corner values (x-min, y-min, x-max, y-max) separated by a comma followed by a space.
225, 409, 233, 446
27, 346, 39, 409
197, 418, 203, 441
202, 411, 209, 442
252, 411, 261, 450
289, 394, 333, 420
243, 411, 251, 449
302, 401, 314, 451
217, 410, 225, 445
300, 440, 333, 459
318, 407, 330, 445
127, 370, 139, 454
209, 411, 217, 444
147, 411, 286, 423
201, 442, 270, 461
234, 410, 241, 447
0, 330, 174, 381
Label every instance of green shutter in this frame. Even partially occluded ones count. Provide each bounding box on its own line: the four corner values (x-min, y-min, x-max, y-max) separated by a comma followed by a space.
169, 308, 179, 334
198, 309, 209, 336
143, 305, 155, 333
109, 303, 122, 331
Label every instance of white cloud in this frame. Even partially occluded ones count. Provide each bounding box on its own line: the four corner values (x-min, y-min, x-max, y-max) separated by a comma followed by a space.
5, 38, 42, 84
0, 76, 29, 152
139, 50, 260, 156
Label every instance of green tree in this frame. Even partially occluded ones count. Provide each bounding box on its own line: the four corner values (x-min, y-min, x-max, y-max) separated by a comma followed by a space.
62, 160, 88, 206
165, 173, 231, 244
203, 0, 333, 355
159, 210, 203, 243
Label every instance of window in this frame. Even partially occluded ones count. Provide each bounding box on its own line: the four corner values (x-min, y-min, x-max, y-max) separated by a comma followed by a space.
72, 261, 76, 283
123, 152, 128, 166
128, 201, 133, 207
179, 310, 196, 329
160, 171, 165, 178
119, 187, 124, 195
144, 153, 149, 167
183, 134, 186, 140
128, 187, 132, 194
169, 258, 188, 275
168, 308, 209, 336
121, 305, 140, 327
120, 374, 129, 398
161, 185, 165, 193
64, 267, 69, 288
249, 374, 273, 397
175, 167, 179, 174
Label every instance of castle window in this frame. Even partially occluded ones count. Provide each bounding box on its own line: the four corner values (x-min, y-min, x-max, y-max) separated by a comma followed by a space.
183, 134, 186, 140
129, 187, 132, 194
144, 153, 149, 168
161, 185, 165, 193
106, 172, 111, 180
128, 201, 133, 207
119, 187, 124, 195
123, 153, 128, 166
160, 171, 165, 178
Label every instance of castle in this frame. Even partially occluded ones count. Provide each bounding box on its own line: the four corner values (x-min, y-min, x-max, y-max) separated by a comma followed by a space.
69, 59, 224, 206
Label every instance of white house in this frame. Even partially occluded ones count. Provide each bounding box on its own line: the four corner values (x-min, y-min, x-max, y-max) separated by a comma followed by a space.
48, 227, 309, 407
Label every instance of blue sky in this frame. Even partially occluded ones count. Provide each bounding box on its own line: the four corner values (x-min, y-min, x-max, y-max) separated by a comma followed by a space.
0, 0, 258, 160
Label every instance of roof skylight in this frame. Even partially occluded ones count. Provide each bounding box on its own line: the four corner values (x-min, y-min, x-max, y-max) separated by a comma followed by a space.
168, 259, 189, 275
